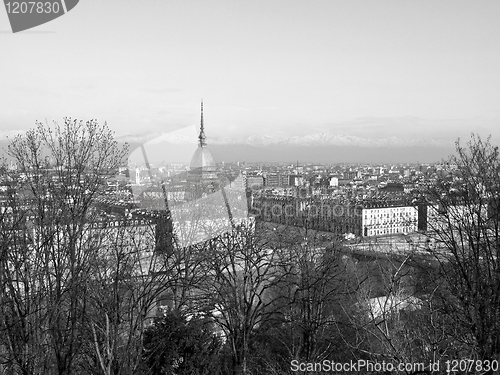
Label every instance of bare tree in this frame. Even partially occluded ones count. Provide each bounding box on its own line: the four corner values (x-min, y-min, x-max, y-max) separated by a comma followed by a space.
196, 221, 281, 375
0, 169, 51, 375
1, 118, 127, 375
423, 134, 500, 363
269, 226, 358, 365
350, 249, 456, 375
84, 220, 174, 375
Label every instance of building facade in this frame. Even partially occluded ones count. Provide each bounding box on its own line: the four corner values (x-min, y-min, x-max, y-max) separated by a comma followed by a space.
253, 192, 420, 238
361, 203, 418, 237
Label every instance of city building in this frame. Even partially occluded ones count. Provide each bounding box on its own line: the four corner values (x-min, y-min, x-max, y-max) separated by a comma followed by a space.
254, 194, 363, 236
361, 202, 418, 237
252, 189, 420, 238
246, 175, 264, 189
329, 177, 339, 187
263, 172, 280, 187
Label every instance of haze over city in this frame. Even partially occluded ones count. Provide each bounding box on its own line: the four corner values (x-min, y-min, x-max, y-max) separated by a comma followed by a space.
1, 0, 500, 157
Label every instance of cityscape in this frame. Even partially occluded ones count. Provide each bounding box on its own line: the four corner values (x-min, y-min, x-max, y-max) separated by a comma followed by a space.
1, 1, 500, 375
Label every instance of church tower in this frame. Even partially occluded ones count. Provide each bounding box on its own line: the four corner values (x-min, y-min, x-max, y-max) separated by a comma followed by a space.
189, 100, 218, 190
198, 100, 207, 147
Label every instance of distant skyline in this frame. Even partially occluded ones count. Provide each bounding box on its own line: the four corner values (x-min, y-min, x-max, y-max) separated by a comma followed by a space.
1, 0, 499, 144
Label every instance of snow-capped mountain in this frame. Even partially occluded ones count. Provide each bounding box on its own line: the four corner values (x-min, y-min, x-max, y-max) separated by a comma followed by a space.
241, 133, 452, 147
116, 131, 452, 148
115, 132, 161, 144
241, 134, 288, 146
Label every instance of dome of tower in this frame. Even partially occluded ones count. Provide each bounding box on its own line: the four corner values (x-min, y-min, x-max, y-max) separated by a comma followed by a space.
190, 146, 216, 171
189, 100, 217, 173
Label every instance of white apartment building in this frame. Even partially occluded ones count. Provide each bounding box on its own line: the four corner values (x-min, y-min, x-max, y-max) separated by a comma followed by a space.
362, 205, 418, 237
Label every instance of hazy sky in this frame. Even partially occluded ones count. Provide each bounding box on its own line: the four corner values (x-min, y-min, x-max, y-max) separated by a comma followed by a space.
1, 0, 499, 141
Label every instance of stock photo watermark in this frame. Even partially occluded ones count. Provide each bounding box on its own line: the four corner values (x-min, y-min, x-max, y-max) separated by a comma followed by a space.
3, 0, 79, 33
291, 359, 500, 373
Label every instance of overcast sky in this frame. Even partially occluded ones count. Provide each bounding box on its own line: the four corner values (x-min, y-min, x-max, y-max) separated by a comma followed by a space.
1, 0, 499, 142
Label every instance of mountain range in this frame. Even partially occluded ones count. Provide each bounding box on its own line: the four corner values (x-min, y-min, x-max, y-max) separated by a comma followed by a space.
121, 132, 455, 164
116, 132, 453, 148
0, 131, 456, 164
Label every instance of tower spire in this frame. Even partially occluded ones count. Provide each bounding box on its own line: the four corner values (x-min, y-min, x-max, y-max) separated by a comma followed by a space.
198, 99, 207, 147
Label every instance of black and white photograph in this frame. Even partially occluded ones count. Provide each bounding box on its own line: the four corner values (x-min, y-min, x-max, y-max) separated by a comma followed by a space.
1, 1, 500, 374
